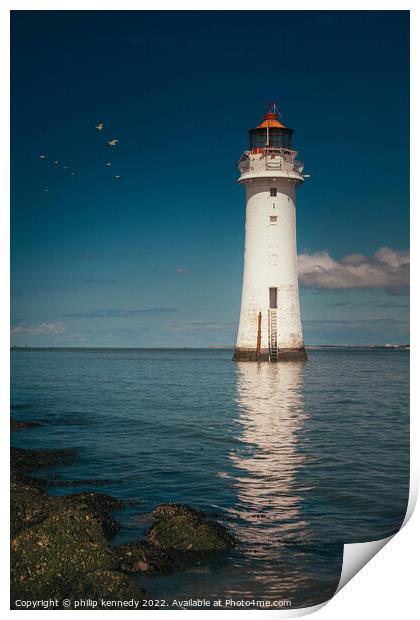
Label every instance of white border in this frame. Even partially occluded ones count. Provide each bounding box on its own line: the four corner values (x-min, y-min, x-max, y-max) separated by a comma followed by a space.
2, 2, 417, 618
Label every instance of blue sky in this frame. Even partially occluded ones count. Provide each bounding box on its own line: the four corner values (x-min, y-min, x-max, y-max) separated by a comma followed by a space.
11, 10, 409, 347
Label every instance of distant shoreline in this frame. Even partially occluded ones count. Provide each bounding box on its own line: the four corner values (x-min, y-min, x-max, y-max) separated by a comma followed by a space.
10, 345, 410, 351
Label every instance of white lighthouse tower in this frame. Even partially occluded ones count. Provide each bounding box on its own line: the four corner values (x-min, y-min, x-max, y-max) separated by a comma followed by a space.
233, 105, 307, 362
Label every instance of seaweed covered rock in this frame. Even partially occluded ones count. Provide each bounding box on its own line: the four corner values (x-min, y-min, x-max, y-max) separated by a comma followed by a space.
30, 474, 116, 488
146, 503, 237, 554
57, 492, 126, 538
10, 446, 148, 607
11, 447, 77, 473
114, 540, 173, 574
67, 491, 128, 512
10, 474, 47, 495
150, 502, 205, 521
11, 485, 123, 539
70, 570, 147, 605
11, 504, 114, 600
11, 485, 51, 536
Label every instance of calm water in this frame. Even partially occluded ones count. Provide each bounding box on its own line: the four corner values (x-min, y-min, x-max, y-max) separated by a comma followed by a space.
11, 348, 409, 608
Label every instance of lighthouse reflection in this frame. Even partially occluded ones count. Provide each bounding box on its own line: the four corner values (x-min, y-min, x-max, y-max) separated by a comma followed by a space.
226, 362, 311, 546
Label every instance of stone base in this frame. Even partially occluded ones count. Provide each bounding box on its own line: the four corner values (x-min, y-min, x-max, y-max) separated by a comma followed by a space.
233, 347, 308, 362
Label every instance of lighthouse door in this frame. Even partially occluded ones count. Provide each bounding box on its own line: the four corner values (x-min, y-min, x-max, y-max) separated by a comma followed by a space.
269, 287, 278, 308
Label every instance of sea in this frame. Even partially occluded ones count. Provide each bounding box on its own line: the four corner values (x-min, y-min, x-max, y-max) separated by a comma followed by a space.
11, 347, 409, 609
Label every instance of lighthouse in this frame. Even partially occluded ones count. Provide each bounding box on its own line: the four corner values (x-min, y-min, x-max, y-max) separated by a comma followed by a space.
233, 105, 307, 362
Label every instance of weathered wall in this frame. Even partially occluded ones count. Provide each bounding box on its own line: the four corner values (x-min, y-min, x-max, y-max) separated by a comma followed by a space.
235, 176, 305, 354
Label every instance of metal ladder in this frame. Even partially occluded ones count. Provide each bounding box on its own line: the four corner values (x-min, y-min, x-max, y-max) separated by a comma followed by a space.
268, 309, 278, 361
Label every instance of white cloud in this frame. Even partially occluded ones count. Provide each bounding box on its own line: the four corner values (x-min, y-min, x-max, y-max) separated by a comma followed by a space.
11, 322, 67, 335
298, 247, 409, 294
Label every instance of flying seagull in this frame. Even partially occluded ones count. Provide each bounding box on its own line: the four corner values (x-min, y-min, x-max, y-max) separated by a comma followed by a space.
53, 161, 59, 165
96, 122, 104, 131
39, 155, 47, 159
106, 162, 112, 166
114, 175, 121, 180
70, 171, 76, 175
63, 166, 68, 170
106, 139, 119, 147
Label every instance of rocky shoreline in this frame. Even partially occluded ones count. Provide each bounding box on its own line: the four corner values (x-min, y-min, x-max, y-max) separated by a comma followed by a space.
11, 420, 237, 609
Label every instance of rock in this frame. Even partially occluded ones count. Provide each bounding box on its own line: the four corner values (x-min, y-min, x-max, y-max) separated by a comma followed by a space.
56, 492, 126, 538
10, 473, 47, 495
12, 469, 129, 541
11, 486, 51, 536
10, 447, 146, 607
11, 447, 77, 473
11, 417, 41, 430
11, 504, 114, 601
66, 491, 128, 512
70, 570, 147, 605
146, 503, 237, 554
39, 474, 116, 488
114, 504, 237, 577
113, 541, 173, 574
150, 502, 206, 521
147, 516, 236, 553
11, 485, 123, 539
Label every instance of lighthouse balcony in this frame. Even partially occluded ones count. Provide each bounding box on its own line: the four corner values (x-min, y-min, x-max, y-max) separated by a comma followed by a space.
238, 149, 304, 182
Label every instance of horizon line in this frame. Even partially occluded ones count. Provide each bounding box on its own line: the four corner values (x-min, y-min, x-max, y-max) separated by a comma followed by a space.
10, 344, 410, 350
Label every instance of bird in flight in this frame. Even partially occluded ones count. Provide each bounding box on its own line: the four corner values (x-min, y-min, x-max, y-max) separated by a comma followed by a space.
70, 171, 76, 175
96, 122, 104, 131
63, 166, 68, 170
114, 175, 121, 180
106, 139, 119, 147
106, 162, 112, 166
39, 155, 47, 159
43, 188, 49, 192
53, 161, 59, 165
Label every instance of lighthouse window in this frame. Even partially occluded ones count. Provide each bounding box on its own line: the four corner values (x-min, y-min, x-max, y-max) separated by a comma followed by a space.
270, 188, 277, 197
270, 216, 278, 225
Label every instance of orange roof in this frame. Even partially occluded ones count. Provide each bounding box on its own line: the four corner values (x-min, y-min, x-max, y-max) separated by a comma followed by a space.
257, 112, 286, 129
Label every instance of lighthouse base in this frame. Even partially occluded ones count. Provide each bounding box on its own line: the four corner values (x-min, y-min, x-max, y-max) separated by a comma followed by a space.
233, 347, 308, 362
